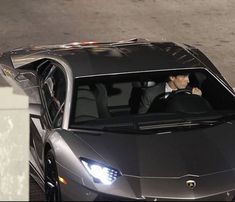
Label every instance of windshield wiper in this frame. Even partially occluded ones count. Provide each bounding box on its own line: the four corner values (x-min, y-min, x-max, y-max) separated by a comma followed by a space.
139, 119, 219, 131
139, 121, 197, 130
71, 111, 235, 132
71, 122, 140, 133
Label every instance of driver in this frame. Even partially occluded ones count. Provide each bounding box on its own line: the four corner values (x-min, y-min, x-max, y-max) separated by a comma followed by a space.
138, 73, 202, 114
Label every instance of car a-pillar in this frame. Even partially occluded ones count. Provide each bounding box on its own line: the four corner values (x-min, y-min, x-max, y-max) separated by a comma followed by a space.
0, 75, 29, 201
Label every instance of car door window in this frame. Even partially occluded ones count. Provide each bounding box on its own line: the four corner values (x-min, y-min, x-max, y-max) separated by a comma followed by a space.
41, 65, 66, 127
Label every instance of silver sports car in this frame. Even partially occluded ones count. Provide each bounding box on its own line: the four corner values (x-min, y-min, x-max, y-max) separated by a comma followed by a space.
1, 38, 235, 201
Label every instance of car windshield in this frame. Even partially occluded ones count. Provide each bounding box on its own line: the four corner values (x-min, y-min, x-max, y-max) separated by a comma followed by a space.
69, 68, 235, 132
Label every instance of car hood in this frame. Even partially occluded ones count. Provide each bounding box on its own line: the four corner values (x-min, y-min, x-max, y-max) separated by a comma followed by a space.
76, 121, 235, 178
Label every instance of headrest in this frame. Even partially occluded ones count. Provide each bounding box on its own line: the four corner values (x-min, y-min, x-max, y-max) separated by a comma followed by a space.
132, 81, 156, 88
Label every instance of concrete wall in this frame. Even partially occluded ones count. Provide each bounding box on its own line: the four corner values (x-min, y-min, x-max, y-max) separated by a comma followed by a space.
0, 75, 29, 201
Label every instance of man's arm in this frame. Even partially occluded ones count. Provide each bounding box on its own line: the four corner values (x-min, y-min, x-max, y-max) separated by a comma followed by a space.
138, 84, 164, 114
138, 90, 151, 114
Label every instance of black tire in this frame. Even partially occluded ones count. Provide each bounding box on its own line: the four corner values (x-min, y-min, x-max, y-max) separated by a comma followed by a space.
45, 150, 61, 202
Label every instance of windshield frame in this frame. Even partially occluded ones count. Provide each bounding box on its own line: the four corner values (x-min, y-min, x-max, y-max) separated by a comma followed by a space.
69, 67, 235, 130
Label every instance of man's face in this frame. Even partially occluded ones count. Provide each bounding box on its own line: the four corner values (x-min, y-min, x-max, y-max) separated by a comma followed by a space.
170, 75, 190, 89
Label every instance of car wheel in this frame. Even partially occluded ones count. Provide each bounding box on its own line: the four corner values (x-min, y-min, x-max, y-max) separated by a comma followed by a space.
45, 150, 61, 202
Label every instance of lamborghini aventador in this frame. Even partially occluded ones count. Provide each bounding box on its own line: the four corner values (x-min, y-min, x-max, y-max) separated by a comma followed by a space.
0, 38, 235, 201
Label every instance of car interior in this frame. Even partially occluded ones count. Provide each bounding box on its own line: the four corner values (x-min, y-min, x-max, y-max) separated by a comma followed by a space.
70, 69, 235, 124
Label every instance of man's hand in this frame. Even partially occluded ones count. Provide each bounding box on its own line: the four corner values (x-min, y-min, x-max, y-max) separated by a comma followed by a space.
192, 87, 202, 96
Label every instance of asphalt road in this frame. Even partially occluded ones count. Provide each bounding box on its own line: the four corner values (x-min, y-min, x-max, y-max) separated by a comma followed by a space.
0, 0, 235, 86
0, 0, 235, 200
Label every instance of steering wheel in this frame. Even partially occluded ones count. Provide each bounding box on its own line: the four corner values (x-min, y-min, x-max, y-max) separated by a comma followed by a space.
166, 88, 192, 101
147, 88, 192, 113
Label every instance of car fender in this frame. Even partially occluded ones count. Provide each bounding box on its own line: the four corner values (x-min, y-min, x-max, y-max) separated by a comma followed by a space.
45, 130, 106, 191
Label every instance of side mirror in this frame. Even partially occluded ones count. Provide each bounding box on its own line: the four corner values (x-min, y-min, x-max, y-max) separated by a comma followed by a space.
29, 103, 42, 117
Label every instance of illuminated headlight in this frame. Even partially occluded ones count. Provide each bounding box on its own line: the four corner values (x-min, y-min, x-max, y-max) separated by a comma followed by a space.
80, 158, 121, 185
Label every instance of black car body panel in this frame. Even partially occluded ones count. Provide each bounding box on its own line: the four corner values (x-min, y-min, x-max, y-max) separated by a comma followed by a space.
76, 120, 235, 177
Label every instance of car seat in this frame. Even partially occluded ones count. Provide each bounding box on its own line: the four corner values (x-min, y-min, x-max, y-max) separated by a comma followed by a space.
75, 86, 99, 122
91, 83, 110, 118
75, 83, 110, 122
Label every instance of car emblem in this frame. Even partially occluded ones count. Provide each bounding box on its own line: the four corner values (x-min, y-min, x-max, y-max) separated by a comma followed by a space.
186, 180, 196, 189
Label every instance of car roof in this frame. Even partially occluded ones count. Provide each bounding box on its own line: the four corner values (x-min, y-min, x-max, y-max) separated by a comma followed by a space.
10, 39, 218, 78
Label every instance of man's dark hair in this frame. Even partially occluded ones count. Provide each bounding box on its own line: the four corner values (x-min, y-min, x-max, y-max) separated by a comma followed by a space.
166, 71, 190, 81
